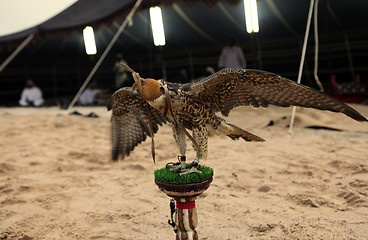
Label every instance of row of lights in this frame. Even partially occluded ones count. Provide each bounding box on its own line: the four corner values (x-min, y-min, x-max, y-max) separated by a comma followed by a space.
83, 1, 259, 55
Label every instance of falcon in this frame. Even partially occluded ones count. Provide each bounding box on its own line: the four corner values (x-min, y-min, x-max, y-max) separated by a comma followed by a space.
107, 68, 367, 174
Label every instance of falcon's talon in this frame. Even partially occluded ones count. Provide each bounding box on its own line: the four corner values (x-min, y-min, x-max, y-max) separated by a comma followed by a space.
178, 167, 204, 176
167, 160, 203, 176
167, 161, 192, 173
166, 162, 181, 168
191, 159, 199, 167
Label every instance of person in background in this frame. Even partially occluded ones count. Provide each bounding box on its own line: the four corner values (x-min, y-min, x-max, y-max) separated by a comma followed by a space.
218, 36, 246, 69
78, 82, 102, 106
19, 79, 44, 107
113, 53, 129, 90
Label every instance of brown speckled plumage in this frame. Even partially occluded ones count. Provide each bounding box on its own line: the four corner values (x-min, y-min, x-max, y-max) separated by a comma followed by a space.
106, 87, 166, 160
188, 69, 367, 121
107, 68, 367, 161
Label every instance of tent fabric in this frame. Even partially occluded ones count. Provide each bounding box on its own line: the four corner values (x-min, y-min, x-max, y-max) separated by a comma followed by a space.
0, 0, 367, 106
160, 0, 241, 9
0, 0, 241, 46
0, 0, 135, 45
1, 0, 368, 50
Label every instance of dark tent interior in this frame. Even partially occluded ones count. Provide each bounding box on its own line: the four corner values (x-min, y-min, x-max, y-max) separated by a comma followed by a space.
0, 0, 367, 106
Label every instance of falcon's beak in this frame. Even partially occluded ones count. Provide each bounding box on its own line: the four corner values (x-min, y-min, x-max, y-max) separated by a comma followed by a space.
132, 89, 139, 98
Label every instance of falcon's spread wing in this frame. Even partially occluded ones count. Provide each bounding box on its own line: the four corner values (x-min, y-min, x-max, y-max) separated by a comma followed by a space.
188, 68, 367, 121
107, 87, 167, 160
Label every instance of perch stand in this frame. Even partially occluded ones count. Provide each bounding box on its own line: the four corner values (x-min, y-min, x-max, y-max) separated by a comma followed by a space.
155, 168, 213, 240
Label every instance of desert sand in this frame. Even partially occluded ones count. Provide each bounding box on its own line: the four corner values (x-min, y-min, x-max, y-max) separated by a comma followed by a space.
0, 104, 367, 240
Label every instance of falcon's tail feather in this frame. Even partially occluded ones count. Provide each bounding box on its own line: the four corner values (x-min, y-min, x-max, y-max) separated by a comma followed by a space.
226, 124, 265, 142
217, 118, 265, 142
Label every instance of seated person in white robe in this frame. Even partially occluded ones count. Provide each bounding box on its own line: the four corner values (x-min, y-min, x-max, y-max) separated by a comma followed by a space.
19, 80, 44, 107
78, 83, 102, 106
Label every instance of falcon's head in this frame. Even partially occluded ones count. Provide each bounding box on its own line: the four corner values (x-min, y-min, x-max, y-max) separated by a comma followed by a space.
132, 78, 163, 101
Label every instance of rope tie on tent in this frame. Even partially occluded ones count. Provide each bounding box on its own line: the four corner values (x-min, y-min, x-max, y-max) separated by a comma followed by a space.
122, 64, 200, 163
0, 33, 35, 74
289, 0, 320, 135
67, 0, 143, 111
313, 0, 324, 92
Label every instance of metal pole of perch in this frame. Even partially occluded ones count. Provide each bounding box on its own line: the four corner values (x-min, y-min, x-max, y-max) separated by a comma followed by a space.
174, 197, 199, 240
155, 168, 213, 240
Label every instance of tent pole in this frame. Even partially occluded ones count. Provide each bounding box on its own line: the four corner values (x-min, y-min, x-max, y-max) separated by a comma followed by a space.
313, 0, 324, 92
288, 0, 315, 136
344, 35, 356, 82
0, 33, 35, 74
67, 0, 143, 110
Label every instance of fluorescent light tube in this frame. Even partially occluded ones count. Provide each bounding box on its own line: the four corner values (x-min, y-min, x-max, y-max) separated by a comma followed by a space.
83, 26, 97, 55
250, 0, 259, 32
244, 0, 259, 33
150, 6, 166, 46
244, 0, 253, 33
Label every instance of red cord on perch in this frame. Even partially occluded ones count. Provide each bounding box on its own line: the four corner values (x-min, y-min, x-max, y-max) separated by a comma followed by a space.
176, 200, 196, 209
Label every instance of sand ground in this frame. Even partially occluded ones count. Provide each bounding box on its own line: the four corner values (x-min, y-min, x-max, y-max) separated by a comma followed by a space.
0, 104, 367, 239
